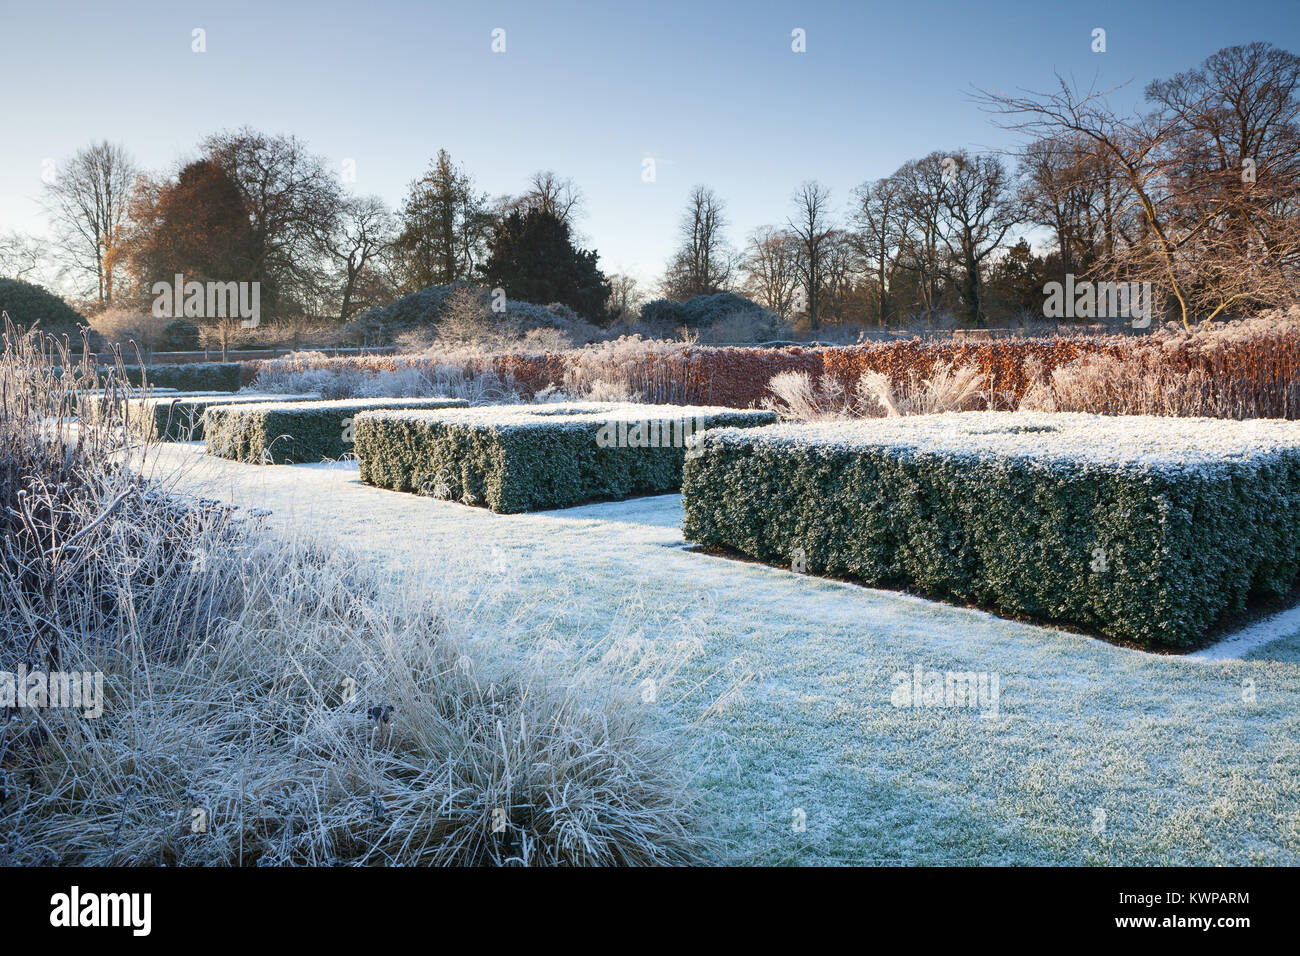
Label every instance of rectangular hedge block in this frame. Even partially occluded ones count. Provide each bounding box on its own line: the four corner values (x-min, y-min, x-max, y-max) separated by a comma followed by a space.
353, 402, 778, 513
121, 392, 320, 441
205, 397, 469, 464
68, 386, 175, 420
113, 362, 243, 392
681, 412, 1300, 649
78, 386, 178, 395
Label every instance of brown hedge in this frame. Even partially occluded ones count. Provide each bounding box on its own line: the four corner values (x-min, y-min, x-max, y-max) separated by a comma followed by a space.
239, 321, 1300, 417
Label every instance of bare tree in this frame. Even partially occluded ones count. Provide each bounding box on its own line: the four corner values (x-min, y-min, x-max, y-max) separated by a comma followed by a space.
43, 141, 136, 307
202, 128, 344, 318
0, 231, 47, 283
819, 229, 862, 323
787, 181, 835, 329
522, 170, 584, 224
606, 273, 642, 321
1145, 42, 1300, 313
934, 150, 1022, 326
663, 185, 733, 299
740, 226, 801, 319
892, 158, 948, 320
315, 195, 394, 320
1020, 135, 1088, 279
1019, 130, 1130, 283
494, 170, 586, 235
851, 176, 906, 325
979, 51, 1300, 327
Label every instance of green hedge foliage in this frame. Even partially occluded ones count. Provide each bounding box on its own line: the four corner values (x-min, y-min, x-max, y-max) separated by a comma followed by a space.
159, 319, 202, 352
121, 392, 320, 441
680, 412, 1300, 649
113, 363, 243, 392
205, 397, 469, 464
353, 402, 778, 513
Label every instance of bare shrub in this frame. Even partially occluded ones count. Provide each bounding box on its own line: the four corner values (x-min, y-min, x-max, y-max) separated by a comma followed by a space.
89, 307, 171, 353
418, 286, 602, 351
245, 307, 1300, 416
1041, 353, 1214, 416
394, 326, 439, 351
700, 309, 793, 345
578, 377, 639, 403
437, 286, 516, 348
520, 326, 574, 352
1011, 312, 1300, 418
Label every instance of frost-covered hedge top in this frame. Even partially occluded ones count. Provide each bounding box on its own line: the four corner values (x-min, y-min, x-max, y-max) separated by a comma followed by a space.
358, 401, 772, 428
699, 411, 1300, 472
77, 387, 179, 396
213, 396, 464, 414
136, 391, 319, 406
140, 390, 239, 399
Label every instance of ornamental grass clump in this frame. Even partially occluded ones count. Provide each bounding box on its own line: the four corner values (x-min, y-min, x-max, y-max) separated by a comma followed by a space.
1, 317, 705, 866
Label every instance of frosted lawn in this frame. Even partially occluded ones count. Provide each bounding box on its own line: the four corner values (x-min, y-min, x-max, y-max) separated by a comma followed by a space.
144, 443, 1300, 865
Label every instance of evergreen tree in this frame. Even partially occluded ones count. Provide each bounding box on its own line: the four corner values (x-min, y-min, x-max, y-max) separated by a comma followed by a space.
480, 208, 610, 321
395, 150, 493, 291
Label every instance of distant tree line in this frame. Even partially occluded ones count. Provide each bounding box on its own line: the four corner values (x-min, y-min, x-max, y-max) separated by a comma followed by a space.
669, 42, 1300, 331
6, 134, 623, 346
4, 41, 1298, 340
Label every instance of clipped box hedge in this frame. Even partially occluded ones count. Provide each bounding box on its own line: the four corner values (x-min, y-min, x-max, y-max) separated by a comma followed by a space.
78, 386, 178, 395
120, 391, 320, 441
113, 362, 243, 392
205, 396, 469, 464
681, 412, 1300, 649
69, 385, 176, 419
353, 402, 778, 513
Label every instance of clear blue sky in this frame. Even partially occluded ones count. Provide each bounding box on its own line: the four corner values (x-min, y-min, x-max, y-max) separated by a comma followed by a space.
3, 0, 1299, 287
